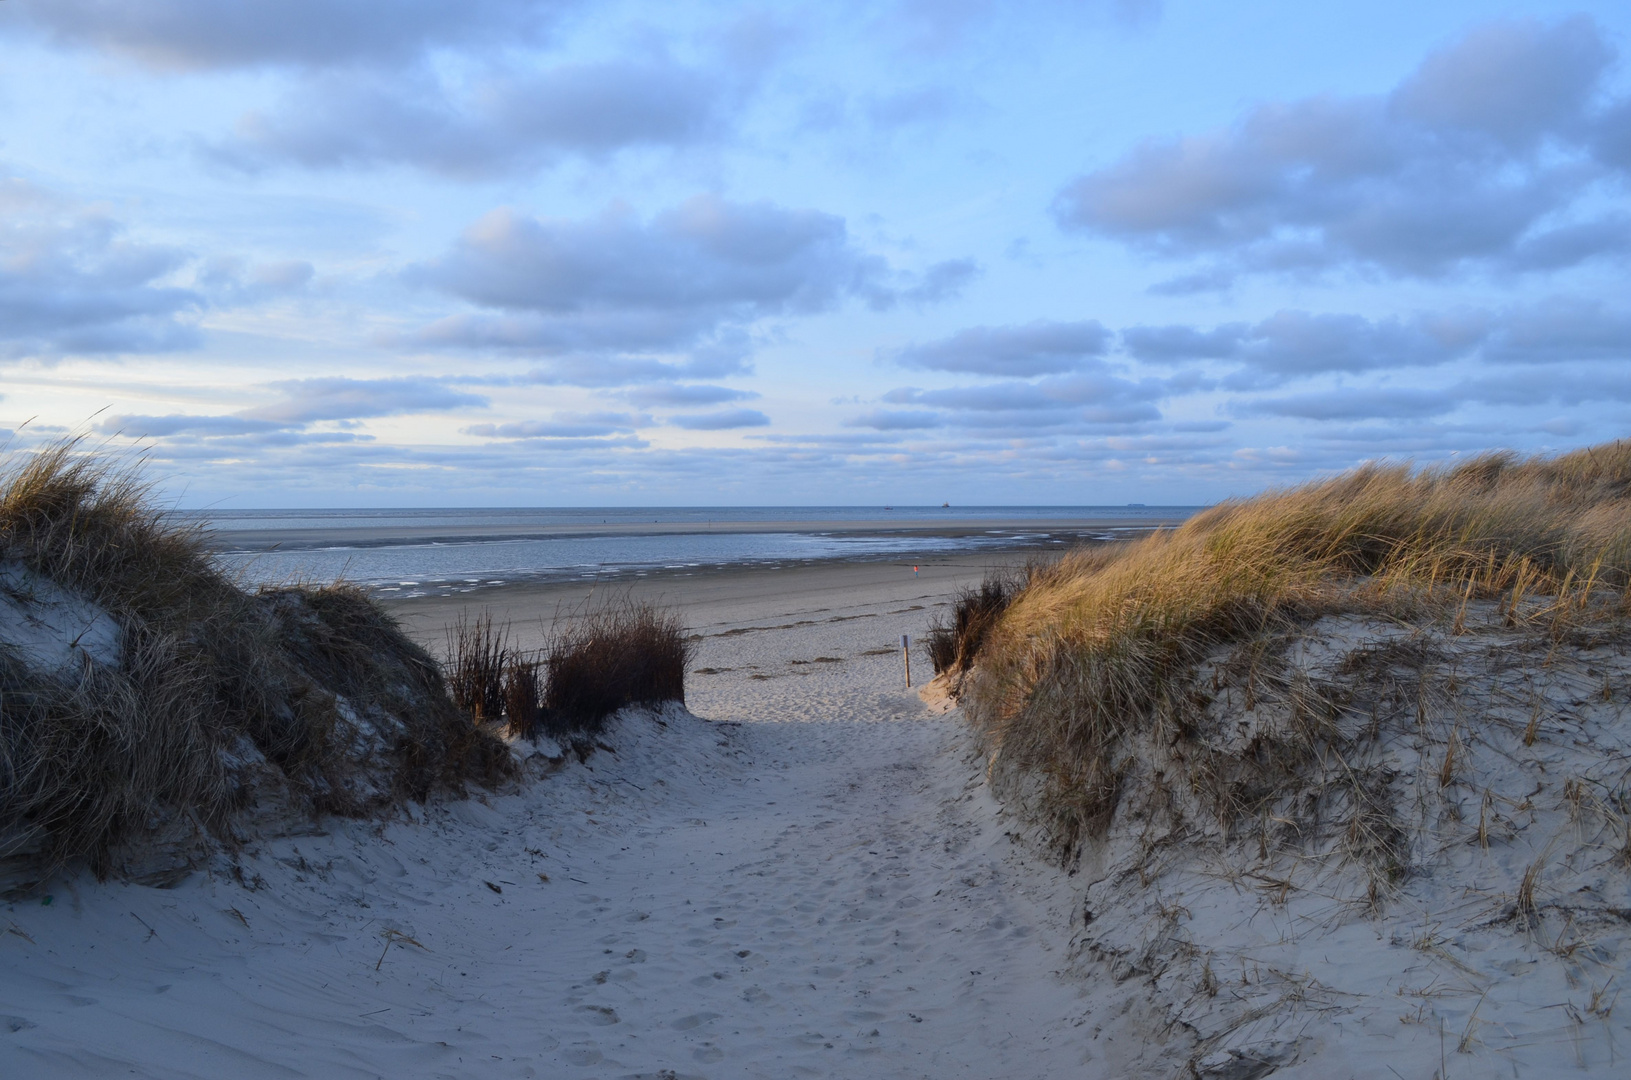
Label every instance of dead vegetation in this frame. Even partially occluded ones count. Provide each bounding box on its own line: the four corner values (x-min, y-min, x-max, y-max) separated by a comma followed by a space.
0, 439, 511, 888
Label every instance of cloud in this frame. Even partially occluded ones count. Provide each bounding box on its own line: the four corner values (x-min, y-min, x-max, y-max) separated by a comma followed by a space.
403, 196, 969, 379
0, 181, 201, 358
1389, 18, 1610, 151
613, 384, 759, 407
221, 59, 729, 177
843, 409, 944, 430
1211, 311, 1474, 376
101, 414, 284, 438
1459, 367, 1631, 407
99, 377, 491, 446
463, 411, 644, 439
241, 377, 488, 424
884, 368, 1165, 424
1122, 300, 1631, 376
895, 258, 980, 306
1477, 299, 1631, 364
1236, 387, 1454, 421
896, 320, 1110, 375
1120, 322, 1247, 363
411, 197, 883, 315
1055, 17, 1631, 281
197, 256, 314, 305
3, 0, 567, 70
669, 408, 770, 430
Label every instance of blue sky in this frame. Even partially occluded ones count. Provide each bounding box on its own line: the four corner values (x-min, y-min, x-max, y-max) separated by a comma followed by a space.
2, 1, 1628, 506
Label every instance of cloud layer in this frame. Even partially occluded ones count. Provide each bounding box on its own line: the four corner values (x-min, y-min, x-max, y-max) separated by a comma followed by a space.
403, 195, 972, 387
1056, 17, 1631, 285
0, 181, 200, 358
222, 59, 732, 177
3, 0, 566, 69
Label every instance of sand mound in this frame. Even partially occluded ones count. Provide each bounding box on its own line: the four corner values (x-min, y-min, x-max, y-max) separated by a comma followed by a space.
0, 441, 510, 893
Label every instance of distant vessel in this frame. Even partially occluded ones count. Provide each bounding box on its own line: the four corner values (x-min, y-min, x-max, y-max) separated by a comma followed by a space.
942, 502, 950, 508
1126, 502, 1146, 507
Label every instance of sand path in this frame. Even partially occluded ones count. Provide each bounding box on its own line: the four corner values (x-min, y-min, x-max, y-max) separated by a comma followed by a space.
1, 567, 1096, 1078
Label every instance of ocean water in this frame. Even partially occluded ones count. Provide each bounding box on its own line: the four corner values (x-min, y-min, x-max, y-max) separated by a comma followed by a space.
200, 506, 1197, 599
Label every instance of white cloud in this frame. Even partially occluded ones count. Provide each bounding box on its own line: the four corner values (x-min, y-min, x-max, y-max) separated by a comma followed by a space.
220, 59, 730, 177
1055, 17, 1631, 283
894, 320, 1109, 376
669, 408, 770, 430
402, 196, 970, 382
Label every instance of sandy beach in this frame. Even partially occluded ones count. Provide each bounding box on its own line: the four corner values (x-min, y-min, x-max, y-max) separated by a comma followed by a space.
7, 547, 1631, 1078
1, 555, 1105, 1078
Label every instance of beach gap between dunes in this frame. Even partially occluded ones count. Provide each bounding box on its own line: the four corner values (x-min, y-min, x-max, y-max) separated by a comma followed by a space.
1, 557, 1107, 1078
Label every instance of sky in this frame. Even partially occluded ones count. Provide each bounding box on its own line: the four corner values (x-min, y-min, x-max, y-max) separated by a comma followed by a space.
1, 0, 1629, 507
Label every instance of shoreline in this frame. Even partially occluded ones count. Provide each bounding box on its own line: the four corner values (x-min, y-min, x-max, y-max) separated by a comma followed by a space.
203, 511, 1194, 553
382, 547, 1039, 656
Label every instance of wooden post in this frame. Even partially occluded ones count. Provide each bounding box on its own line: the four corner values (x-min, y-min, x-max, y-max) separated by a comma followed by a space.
902, 633, 911, 689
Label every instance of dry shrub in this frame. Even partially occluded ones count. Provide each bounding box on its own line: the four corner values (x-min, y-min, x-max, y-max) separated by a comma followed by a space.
542, 598, 693, 733
446, 611, 509, 722
502, 656, 544, 740
439, 598, 692, 737
0, 438, 510, 882
966, 440, 1631, 855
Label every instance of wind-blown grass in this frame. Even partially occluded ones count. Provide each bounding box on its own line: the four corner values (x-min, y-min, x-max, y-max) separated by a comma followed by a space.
964, 441, 1631, 853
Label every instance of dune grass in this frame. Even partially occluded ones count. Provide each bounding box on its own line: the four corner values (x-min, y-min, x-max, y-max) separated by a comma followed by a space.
964, 441, 1631, 854
0, 438, 510, 881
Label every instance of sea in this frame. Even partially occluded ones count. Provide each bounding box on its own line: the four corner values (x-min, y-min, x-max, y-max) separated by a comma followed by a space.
198, 506, 1201, 599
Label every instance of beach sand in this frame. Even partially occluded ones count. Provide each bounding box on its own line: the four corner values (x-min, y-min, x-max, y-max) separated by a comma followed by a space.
1, 555, 1104, 1078
8, 553, 1625, 1077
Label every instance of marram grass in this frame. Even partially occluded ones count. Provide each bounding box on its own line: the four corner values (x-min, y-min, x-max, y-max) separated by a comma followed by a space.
965, 441, 1631, 853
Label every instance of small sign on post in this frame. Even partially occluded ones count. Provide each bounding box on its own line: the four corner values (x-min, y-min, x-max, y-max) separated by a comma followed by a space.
902, 633, 911, 689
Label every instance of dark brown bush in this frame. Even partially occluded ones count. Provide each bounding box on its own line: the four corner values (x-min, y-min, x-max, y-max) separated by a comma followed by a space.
926, 573, 1021, 677
446, 611, 508, 722
502, 655, 544, 739
541, 599, 693, 733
